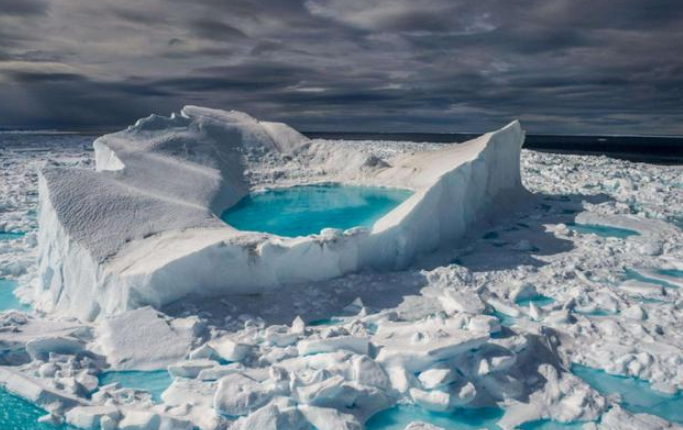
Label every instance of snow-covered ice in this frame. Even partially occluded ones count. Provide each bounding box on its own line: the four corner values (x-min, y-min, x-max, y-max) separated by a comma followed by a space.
35, 106, 527, 321
1, 113, 683, 430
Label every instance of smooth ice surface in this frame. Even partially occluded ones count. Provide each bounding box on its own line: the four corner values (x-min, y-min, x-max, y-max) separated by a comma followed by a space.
573, 365, 683, 424
0, 278, 29, 312
0, 386, 75, 430
568, 223, 639, 239
365, 405, 504, 430
98, 370, 172, 402
221, 184, 413, 237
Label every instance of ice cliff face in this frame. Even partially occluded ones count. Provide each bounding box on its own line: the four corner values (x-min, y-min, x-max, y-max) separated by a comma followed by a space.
36, 106, 528, 320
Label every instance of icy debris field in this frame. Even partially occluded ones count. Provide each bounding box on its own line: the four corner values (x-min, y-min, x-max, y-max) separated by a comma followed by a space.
2, 132, 683, 430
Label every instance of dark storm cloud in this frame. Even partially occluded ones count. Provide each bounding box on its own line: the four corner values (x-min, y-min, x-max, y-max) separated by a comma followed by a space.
0, 0, 682, 134
0, 0, 48, 16
188, 19, 248, 41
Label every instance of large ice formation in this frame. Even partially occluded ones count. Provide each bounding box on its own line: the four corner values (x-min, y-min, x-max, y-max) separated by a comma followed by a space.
36, 106, 527, 320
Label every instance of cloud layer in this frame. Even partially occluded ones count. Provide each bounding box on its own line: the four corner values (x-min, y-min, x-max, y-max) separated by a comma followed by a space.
1, 0, 682, 134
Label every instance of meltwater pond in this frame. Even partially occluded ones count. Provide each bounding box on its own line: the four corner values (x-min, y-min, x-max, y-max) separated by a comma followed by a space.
0, 278, 29, 312
573, 364, 683, 424
0, 231, 25, 241
365, 405, 505, 430
98, 370, 172, 403
568, 223, 639, 239
221, 184, 413, 237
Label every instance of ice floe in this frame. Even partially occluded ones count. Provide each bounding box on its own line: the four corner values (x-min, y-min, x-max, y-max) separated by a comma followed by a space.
2, 118, 683, 430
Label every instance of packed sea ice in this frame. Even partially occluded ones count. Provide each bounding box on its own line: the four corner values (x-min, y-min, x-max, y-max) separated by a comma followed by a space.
0, 110, 683, 430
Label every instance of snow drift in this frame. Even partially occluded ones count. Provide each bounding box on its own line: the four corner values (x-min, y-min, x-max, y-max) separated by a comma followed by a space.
36, 106, 528, 320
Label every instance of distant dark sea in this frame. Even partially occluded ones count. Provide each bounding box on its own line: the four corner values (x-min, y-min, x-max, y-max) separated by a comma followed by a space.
305, 132, 683, 165
1, 130, 682, 165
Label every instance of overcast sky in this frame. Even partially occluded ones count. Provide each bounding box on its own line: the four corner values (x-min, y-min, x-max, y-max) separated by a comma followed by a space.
1, 0, 682, 134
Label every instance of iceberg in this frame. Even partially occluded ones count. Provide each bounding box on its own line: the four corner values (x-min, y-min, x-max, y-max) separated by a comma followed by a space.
35, 106, 527, 320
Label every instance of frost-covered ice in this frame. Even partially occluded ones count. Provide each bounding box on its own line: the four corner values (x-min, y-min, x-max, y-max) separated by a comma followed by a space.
1, 116, 683, 430
35, 106, 527, 321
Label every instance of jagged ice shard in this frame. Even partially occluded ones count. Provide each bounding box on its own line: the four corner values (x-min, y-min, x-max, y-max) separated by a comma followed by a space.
35, 106, 527, 321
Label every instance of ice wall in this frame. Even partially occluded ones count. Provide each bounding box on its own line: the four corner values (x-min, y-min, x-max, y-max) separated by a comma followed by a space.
36, 106, 528, 320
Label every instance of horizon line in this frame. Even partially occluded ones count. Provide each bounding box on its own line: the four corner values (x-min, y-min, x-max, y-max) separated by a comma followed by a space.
2, 128, 683, 140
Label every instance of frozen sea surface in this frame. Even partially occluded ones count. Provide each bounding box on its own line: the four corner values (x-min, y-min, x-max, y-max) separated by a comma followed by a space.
3, 133, 683, 430
221, 184, 413, 237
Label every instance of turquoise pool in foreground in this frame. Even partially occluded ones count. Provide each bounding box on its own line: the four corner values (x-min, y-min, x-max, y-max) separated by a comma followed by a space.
364, 405, 589, 430
624, 269, 679, 289
0, 231, 25, 241
365, 405, 505, 430
573, 364, 683, 424
0, 387, 76, 430
221, 184, 413, 237
519, 420, 588, 430
0, 278, 30, 312
98, 370, 172, 403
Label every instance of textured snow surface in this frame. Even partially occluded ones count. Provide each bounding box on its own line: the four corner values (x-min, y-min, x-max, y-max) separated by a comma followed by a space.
2, 129, 683, 430
35, 106, 528, 321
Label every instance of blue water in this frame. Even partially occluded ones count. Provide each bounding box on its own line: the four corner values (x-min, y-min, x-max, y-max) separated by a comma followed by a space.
0, 278, 30, 312
98, 370, 172, 402
573, 365, 683, 424
365, 405, 505, 430
568, 223, 639, 239
0, 231, 25, 241
519, 420, 588, 430
221, 184, 413, 237
624, 269, 678, 289
308, 317, 345, 326
0, 387, 76, 430
516, 295, 555, 307
658, 269, 683, 278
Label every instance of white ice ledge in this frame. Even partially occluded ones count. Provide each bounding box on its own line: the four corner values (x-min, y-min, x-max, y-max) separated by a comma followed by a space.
36, 106, 528, 320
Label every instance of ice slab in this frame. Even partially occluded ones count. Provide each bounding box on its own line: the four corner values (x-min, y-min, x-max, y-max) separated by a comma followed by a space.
93, 307, 200, 370
36, 106, 528, 320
